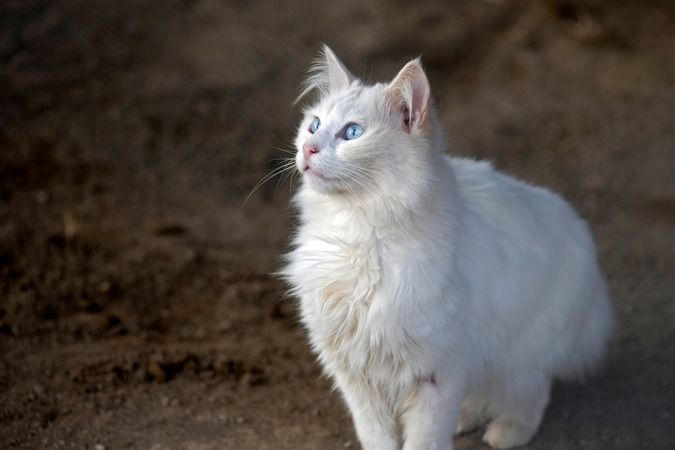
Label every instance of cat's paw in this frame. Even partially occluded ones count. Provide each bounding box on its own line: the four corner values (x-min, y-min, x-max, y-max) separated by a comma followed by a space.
482, 417, 536, 449
454, 409, 484, 435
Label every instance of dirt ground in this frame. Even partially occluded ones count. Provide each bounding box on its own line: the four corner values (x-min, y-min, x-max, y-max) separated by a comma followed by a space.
1, 0, 674, 449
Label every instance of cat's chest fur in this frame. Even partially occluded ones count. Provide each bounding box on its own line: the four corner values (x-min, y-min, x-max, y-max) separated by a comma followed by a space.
285, 204, 422, 383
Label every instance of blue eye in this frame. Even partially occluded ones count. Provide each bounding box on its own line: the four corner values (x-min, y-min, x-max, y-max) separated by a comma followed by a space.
343, 123, 364, 140
308, 117, 321, 134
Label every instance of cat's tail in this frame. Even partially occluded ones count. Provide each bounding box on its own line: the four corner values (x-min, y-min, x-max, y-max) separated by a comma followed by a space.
554, 277, 616, 383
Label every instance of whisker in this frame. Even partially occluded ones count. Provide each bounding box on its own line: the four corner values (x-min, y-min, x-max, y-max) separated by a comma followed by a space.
289, 169, 300, 194
273, 145, 298, 156
243, 159, 298, 205
337, 164, 377, 194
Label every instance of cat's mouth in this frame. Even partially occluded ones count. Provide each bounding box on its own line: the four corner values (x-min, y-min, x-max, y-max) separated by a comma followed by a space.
303, 165, 332, 181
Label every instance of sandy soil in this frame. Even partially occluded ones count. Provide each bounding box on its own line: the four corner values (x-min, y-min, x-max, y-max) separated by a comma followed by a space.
1, 0, 674, 449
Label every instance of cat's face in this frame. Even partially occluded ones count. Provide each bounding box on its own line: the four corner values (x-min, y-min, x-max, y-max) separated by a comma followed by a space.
294, 46, 433, 196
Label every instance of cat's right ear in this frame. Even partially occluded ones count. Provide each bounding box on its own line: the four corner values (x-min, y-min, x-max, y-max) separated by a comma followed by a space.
296, 45, 355, 103
321, 45, 355, 93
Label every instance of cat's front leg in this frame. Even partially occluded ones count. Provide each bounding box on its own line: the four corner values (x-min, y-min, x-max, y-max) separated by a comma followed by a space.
337, 376, 399, 450
401, 371, 465, 450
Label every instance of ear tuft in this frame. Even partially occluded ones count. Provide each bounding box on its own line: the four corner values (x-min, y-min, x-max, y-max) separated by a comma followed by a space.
295, 44, 356, 104
387, 58, 430, 133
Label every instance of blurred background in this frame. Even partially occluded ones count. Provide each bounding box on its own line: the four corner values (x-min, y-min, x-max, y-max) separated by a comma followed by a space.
1, 0, 673, 449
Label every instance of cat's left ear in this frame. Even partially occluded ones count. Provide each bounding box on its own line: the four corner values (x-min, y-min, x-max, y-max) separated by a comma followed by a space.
387, 58, 430, 133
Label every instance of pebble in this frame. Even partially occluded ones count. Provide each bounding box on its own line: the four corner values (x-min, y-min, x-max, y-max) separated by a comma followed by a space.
146, 361, 166, 382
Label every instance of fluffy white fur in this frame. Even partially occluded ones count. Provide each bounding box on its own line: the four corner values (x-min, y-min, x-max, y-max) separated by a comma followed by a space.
282, 45, 614, 450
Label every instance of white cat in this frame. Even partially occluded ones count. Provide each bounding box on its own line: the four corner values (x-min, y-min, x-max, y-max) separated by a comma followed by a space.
282, 45, 614, 450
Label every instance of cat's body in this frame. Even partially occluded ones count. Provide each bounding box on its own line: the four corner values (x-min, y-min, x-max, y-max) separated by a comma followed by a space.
282, 46, 614, 450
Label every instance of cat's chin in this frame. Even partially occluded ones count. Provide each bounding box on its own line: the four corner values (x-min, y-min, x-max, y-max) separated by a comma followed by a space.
302, 169, 343, 195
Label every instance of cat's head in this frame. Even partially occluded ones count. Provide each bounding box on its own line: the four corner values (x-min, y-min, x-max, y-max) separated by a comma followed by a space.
294, 45, 440, 197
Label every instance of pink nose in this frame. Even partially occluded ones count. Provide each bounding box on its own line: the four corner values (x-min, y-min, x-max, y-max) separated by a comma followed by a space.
303, 143, 319, 161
